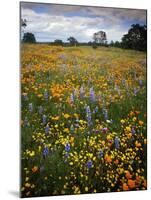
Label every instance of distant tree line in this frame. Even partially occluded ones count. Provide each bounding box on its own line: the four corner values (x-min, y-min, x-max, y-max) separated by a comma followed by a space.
110, 24, 147, 51
21, 19, 147, 51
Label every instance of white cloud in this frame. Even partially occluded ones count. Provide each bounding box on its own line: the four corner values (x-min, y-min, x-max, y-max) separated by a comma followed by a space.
21, 5, 146, 42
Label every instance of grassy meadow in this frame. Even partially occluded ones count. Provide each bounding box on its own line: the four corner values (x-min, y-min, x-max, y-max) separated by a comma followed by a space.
21, 44, 147, 197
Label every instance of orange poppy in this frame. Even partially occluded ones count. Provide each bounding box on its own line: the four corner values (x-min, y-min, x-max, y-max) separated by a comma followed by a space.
143, 179, 147, 188
136, 175, 141, 184
125, 171, 132, 179
135, 141, 141, 148
139, 120, 144, 126
129, 111, 134, 117
32, 166, 38, 173
123, 183, 129, 191
128, 179, 135, 189
104, 154, 112, 163
114, 159, 119, 165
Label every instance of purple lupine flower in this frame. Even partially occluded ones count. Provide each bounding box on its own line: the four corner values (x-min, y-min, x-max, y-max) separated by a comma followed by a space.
115, 136, 120, 149
99, 150, 103, 158
42, 115, 47, 125
65, 152, 69, 158
90, 87, 95, 102
59, 54, 66, 61
65, 143, 70, 152
87, 160, 93, 169
44, 90, 49, 100
28, 103, 33, 112
95, 106, 99, 113
38, 106, 43, 115
139, 79, 143, 87
104, 110, 108, 121
70, 93, 74, 104
95, 129, 99, 134
75, 117, 79, 128
45, 124, 50, 135
80, 86, 84, 99
64, 152, 69, 162
43, 146, 49, 157
132, 126, 136, 135
86, 106, 92, 126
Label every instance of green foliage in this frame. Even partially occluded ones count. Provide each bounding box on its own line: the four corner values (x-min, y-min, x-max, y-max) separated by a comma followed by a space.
21, 44, 147, 197
67, 36, 78, 46
23, 32, 36, 43
54, 39, 63, 46
121, 24, 147, 51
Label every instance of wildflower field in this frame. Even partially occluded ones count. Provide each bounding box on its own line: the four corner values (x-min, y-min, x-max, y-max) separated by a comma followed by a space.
21, 44, 147, 197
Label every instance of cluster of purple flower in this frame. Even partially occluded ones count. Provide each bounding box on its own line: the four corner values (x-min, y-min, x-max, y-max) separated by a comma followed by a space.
42, 115, 47, 125
43, 146, 49, 158
90, 87, 95, 102
114, 136, 120, 149
65, 143, 70, 152
45, 124, 50, 135
44, 90, 49, 100
86, 106, 92, 126
28, 103, 33, 112
87, 160, 93, 169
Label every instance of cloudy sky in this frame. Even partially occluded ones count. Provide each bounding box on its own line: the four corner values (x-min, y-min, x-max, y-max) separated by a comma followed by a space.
21, 2, 146, 43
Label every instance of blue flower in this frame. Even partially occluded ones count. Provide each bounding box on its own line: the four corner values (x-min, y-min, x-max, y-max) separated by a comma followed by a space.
43, 146, 49, 157
104, 110, 108, 121
42, 115, 47, 125
45, 125, 50, 135
38, 106, 43, 115
74, 117, 79, 128
65, 143, 70, 152
28, 103, 33, 112
99, 150, 103, 158
102, 108, 108, 121
115, 136, 120, 149
44, 90, 49, 100
95, 106, 99, 113
132, 126, 135, 135
90, 87, 95, 102
139, 79, 143, 87
87, 160, 93, 169
86, 106, 92, 126
70, 93, 74, 104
